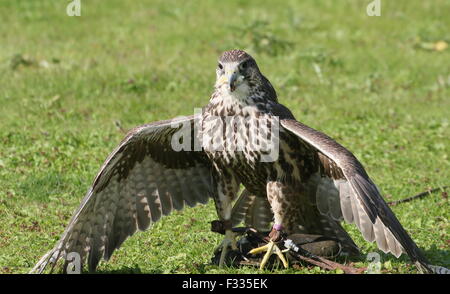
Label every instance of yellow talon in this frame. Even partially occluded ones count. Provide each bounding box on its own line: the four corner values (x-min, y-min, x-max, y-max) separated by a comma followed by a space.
248, 243, 271, 255
249, 240, 288, 270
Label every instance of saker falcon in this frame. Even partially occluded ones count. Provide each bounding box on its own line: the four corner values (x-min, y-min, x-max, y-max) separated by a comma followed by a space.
32, 49, 435, 273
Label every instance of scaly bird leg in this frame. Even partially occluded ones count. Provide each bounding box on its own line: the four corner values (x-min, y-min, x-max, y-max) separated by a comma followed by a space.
211, 220, 237, 268
214, 229, 237, 268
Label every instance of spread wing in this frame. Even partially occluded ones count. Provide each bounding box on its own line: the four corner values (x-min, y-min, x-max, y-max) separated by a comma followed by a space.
280, 118, 432, 272
31, 115, 215, 273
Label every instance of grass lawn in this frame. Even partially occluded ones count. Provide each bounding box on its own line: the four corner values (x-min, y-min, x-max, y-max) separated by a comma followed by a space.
0, 0, 449, 274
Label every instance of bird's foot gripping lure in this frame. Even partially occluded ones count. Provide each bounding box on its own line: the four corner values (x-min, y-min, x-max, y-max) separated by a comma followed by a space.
211, 226, 350, 271
248, 240, 289, 270
248, 225, 289, 270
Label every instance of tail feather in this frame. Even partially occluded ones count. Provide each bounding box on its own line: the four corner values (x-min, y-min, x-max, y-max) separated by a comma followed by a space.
231, 189, 272, 232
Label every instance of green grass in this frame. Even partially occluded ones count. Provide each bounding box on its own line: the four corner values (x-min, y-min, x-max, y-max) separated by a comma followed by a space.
0, 0, 449, 274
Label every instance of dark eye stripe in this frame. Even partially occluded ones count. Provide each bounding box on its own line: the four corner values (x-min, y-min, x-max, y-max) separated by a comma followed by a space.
218, 63, 223, 70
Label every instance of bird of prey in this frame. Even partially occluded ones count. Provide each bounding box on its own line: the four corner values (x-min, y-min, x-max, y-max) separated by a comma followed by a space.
32, 49, 434, 274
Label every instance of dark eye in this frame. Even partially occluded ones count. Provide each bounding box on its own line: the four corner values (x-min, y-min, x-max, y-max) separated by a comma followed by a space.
240, 60, 249, 70
218, 63, 223, 70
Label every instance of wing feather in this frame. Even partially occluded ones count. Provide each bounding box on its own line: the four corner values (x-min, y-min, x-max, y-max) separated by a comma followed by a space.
337, 180, 353, 223
280, 117, 432, 272
31, 115, 215, 273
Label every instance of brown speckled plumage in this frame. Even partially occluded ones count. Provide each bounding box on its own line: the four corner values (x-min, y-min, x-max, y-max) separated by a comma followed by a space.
219, 49, 252, 63
32, 50, 434, 274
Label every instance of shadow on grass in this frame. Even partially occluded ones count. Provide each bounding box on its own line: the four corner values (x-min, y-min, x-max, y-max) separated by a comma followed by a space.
422, 245, 450, 267
88, 266, 161, 274
68, 245, 449, 274
349, 245, 449, 272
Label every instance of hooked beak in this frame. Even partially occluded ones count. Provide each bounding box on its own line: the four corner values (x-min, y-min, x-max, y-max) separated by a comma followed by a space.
228, 72, 239, 92
217, 66, 243, 92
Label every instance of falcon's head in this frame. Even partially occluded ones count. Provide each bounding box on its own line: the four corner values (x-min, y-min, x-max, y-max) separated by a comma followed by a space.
215, 49, 276, 101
